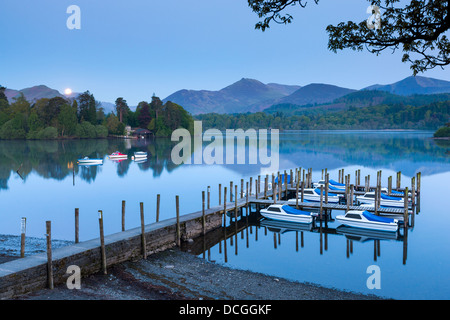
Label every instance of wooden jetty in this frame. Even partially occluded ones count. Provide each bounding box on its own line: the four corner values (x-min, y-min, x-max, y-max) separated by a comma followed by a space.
0, 167, 421, 299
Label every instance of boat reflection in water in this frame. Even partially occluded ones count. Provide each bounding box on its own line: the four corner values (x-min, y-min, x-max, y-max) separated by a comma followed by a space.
181, 205, 411, 266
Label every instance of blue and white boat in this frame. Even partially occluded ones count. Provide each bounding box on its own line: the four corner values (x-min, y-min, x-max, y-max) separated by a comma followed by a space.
77, 157, 103, 165
314, 179, 346, 191
356, 191, 408, 208
336, 210, 399, 232
260, 204, 314, 224
287, 188, 340, 204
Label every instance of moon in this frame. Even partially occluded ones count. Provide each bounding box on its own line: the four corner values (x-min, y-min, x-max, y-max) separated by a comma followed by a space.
64, 88, 73, 95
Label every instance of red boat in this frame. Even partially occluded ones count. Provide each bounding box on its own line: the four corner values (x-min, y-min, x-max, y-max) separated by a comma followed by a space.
108, 151, 128, 159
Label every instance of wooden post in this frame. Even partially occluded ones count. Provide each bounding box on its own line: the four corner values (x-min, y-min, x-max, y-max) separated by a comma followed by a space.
98, 211, 107, 275
301, 181, 305, 203
119, 201, 125, 231
230, 181, 233, 202
404, 187, 409, 225
411, 177, 416, 208
223, 187, 227, 225
176, 195, 180, 247
397, 171, 401, 190
374, 187, 378, 216
246, 182, 249, 210
296, 179, 299, 209
255, 178, 258, 199
202, 191, 206, 235
264, 175, 268, 198
250, 177, 253, 196
46, 220, 54, 289
140, 202, 147, 259
273, 182, 277, 204
156, 194, 160, 222
320, 186, 323, 219
235, 185, 238, 220
416, 172, 421, 195
241, 179, 244, 199
350, 184, 354, 208
290, 169, 293, 187
388, 176, 392, 195
74, 208, 80, 243
207, 186, 210, 209
20, 217, 26, 258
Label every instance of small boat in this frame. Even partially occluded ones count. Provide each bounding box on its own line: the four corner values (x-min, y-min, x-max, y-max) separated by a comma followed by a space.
356, 191, 408, 208
260, 204, 314, 224
287, 188, 340, 204
274, 174, 291, 185
77, 157, 103, 165
313, 179, 347, 191
336, 210, 399, 232
132, 151, 148, 160
108, 151, 128, 159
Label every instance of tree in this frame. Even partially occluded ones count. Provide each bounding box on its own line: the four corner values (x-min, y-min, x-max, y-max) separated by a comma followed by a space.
58, 104, 78, 136
248, 0, 450, 74
115, 97, 129, 123
78, 91, 97, 125
136, 101, 152, 128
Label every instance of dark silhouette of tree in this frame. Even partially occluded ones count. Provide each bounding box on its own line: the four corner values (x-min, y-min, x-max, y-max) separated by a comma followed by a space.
248, 0, 450, 74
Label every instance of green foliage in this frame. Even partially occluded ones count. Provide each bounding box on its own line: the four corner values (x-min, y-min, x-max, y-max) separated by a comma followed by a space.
434, 124, 450, 138
36, 127, 58, 140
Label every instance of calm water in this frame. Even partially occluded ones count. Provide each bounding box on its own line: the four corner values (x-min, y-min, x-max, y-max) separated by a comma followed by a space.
0, 131, 449, 299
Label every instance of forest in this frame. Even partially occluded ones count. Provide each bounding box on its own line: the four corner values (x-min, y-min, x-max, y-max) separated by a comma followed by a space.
196, 100, 450, 131
0, 86, 194, 140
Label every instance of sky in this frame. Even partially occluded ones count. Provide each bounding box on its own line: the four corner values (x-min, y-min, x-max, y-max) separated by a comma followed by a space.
1, 0, 450, 106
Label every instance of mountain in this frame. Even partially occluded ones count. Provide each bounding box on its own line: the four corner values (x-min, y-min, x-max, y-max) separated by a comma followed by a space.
275, 83, 356, 106
363, 76, 450, 95
5, 85, 65, 103
163, 78, 301, 115
4, 85, 115, 114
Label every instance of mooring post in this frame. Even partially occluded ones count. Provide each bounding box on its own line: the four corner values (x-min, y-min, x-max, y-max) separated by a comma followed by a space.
416, 172, 421, 195
273, 182, 277, 204
156, 194, 160, 222
411, 177, 416, 208
121, 201, 125, 231
250, 177, 253, 196
140, 202, 147, 259
20, 217, 26, 258
98, 210, 107, 275
219, 184, 222, 206
223, 187, 227, 226
301, 181, 305, 203
374, 187, 378, 216
350, 184, 354, 208
246, 182, 249, 211
296, 179, 299, 209
46, 220, 53, 289
320, 185, 323, 220
207, 186, 210, 209
235, 185, 238, 220
176, 195, 180, 247
202, 190, 206, 235
74, 208, 79, 243
264, 175, 268, 198
230, 181, 233, 202
404, 187, 409, 225
388, 176, 392, 195
397, 171, 402, 190
241, 179, 244, 199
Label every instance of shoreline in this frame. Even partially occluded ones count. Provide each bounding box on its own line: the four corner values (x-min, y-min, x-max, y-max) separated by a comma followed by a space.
7, 248, 387, 300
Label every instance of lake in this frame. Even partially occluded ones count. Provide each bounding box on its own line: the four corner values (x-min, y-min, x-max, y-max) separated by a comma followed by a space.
0, 130, 449, 299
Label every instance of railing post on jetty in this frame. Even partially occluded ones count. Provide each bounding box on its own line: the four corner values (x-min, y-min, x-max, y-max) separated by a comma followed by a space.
397, 171, 401, 190
416, 172, 421, 195
98, 211, 107, 275
301, 181, 305, 203
388, 176, 392, 195
207, 186, 210, 209
20, 217, 26, 258
140, 202, 147, 259
350, 184, 354, 208
325, 173, 329, 204
411, 177, 416, 209
235, 185, 238, 220
320, 186, 324, 219
249, 177, 253, 196
176, 196, 180, 247
296, 179, 299, 209
46, 220, 54, 289
241, 179, 244, 199
230, 181, 233, 202
246, 182, 249, 211
264, 175, 268, 198
219, 184, 222, 206
374, 187, 378, 216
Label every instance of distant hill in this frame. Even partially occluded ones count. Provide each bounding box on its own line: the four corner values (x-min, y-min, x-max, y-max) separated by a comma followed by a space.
5, 85, 65, 103
275, 83, 356, 106
4, 85, 116, 114
265, 89, 450, 116
363, 76, 450, 95
163, 78, 302, 115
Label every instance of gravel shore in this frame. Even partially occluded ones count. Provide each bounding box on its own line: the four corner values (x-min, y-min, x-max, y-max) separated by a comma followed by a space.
10, 248, 385, 301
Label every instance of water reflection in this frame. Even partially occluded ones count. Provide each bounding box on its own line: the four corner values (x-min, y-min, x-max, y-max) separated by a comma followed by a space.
0, 131, 448, 190
182, 206, 410, 265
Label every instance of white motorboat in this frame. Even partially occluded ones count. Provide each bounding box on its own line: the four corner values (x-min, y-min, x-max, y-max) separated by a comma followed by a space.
77, 157, 103, 165
314, 179, 346, 190
287, 188, 340, 204
132, 151, 148, 161
260, 204, 314, 224
336, 210, 399, 232
356, 191, 408, 208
